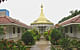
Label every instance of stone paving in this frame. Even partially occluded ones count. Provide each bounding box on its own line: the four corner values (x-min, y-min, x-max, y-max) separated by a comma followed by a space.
30, 35, 51, 50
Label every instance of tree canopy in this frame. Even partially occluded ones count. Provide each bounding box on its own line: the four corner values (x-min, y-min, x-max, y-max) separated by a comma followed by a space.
21, 30, 35, 45
59, 10, 80, 23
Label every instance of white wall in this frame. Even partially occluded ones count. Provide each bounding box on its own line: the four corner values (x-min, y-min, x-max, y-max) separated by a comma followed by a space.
64, 24, 80, 39
0, 25, 24, 40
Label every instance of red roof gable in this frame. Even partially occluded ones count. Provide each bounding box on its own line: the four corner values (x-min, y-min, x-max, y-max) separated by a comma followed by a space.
0, 16, 30, 28
59, 15, 80, 26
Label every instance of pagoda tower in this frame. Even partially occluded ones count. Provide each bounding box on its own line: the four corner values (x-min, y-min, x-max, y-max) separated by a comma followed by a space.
31, 4, 53, 34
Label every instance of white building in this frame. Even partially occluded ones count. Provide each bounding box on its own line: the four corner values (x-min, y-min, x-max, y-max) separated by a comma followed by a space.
0, 9, 30, 40
31, 4, 53, 34
59, 14, 80, 40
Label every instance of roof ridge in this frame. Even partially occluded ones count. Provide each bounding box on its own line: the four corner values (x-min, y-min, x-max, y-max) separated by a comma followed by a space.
5, 16, 15, 23
74, 16, 80, 22
59, 14, 80, 24
0, 16, 29, 28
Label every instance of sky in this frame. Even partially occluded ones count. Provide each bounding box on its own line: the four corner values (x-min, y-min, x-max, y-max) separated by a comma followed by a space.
0, 0, 80, 26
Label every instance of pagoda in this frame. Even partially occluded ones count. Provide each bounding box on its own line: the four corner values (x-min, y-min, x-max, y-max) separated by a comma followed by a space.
31, 4, 53, 34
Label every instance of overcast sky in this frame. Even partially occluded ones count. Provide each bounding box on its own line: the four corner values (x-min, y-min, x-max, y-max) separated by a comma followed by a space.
0, 0, 80, 25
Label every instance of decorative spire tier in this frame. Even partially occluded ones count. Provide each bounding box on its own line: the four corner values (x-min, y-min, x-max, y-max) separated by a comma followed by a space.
31, 4, 53, 25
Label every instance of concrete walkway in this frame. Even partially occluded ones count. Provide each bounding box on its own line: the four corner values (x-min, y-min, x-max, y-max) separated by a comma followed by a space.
30, 35, 51, 50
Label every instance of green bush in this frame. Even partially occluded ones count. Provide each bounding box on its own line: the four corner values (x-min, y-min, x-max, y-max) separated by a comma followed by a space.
51, 46, 56, 50
31, 29, 41, 41
44, 32, 49, 40
0, 26, 4, 34
77, 41, 80, 48
0, 39, 27, 50
21, 30, 35, 45
50, 28, 63, 45
59, 38, 71, 50
70, 40, 78, 47
44, 32, 48, 37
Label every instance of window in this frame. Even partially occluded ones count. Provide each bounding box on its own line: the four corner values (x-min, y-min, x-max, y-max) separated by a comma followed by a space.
65, 27, 68, 33
17, 27, 20, 33
70, 26, 72, 33
13, 27, 15, 34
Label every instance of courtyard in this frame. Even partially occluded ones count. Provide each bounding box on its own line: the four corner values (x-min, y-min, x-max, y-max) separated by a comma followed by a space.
0, 0, 80, 50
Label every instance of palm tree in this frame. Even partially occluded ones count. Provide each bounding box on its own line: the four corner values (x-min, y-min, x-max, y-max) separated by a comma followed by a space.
0, 0, 7, 3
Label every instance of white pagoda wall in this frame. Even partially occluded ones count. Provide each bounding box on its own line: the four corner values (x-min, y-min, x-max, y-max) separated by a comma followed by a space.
31, 24, 53, 34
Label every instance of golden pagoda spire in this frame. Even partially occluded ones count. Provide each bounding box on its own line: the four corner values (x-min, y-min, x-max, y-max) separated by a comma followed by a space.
40, 4, 44, 16
31, 3, 53, 25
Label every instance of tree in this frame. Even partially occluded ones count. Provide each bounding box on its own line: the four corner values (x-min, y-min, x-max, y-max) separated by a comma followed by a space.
31, 29, 41, 41
59, 10, 80, 23
21, 30, 35, 45
50, 28, 63, 45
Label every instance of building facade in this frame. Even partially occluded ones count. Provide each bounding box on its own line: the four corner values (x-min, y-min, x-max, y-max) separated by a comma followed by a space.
31, 4, 53, 34
0, 9, 29, 40
59, 14, 80, 40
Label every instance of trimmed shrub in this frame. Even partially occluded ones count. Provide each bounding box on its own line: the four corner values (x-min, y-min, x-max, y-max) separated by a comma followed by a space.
21, 30, 35, 45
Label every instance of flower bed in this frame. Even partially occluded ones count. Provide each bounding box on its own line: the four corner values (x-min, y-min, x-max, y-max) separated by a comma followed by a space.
0, 39, 30, 50
51, 38, 80, 50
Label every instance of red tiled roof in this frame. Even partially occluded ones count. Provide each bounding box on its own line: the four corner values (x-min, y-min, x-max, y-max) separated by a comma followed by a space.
0, 16, 30, 28
59, 15, 80, 26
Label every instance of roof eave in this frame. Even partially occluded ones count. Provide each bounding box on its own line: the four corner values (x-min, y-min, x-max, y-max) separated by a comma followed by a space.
31, 23, 53, 25
0, 23, 28, 28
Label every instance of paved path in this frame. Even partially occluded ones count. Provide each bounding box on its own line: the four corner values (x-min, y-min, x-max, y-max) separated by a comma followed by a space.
30, 35, 51, 50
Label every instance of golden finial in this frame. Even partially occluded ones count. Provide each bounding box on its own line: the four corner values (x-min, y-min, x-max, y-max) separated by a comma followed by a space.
40, 3, 44, 16
41, 3, 43, 8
